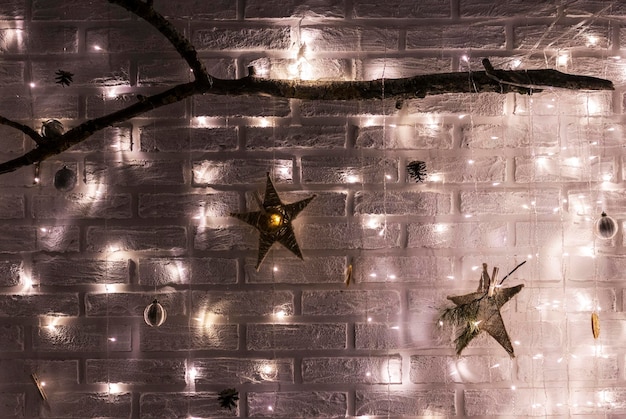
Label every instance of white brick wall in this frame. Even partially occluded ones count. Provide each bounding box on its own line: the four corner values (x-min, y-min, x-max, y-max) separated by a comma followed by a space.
0, 0, 625, 417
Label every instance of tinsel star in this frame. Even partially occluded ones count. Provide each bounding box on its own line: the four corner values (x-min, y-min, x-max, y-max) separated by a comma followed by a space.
54, 70, 74, 87
231, 173, 315, 270
441, 262, 524, 357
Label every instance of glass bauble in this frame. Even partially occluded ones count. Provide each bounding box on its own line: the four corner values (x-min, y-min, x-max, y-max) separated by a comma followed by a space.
594, 212, 618, 240
54, 166, 77, 191
41, 119, 64, 138
143, 299, 167, 327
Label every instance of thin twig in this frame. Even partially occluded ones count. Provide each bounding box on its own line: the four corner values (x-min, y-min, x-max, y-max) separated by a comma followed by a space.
498, 260, 527, 285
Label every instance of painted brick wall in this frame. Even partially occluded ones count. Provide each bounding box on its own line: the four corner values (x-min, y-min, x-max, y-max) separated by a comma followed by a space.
0, 0, 624, 417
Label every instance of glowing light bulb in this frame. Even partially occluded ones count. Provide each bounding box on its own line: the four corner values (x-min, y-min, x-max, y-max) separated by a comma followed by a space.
268, 212, 283, 228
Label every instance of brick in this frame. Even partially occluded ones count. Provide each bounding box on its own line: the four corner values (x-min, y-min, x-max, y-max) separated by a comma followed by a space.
247, 323, 346, 350
0, 226, 36, 253
361, 57, 453, 80
411, 355, 512, 383
302, 156, 397, 184
141, 320, 238, 351
355, 124, 454, 150
0, 359, 78, 386
86, 26, 173, 53
140, 392, 235, 419
426, 156, 505, 183
193, 224, 256, 251
299, 98, 397, 117
85, 158, 186, 186
356, 322, 433, 350
355, 390, 455, 416
37, 225, 79, 253
302, 290, 401, 316
356, 256, 454, 284
193, 358, 294, 384
33, 256, 128, 286
140, 126, 238, 152
32, 0, 129, 20
0, 294, 78, 317
138, 192, 239, 218
193, 27, 291, 51
461, 190, 560, 215
517, 353, 567, 382
33, 194, 132, 219
569, 255, 626, 281
353, 0, 450, 17
407, 25, 505, 49
571, 388, 626, 415
193, 159, 293, 185
0, 259, 21, 287
565, 119, 626, 148
515, 24, 610, 49
361, 27, 399, 51
0, 62, 24, 86
302, 355, 402, 384
515, 220, 598, 248
461, 0, 558, 16
462, 119, 560, 148
143, 0, 232, 18
86, 226, 187, 252
44, 393, 131, 418
86, 359, 186, 385
298, 222, 402, 250
246, 0, 344, 18
85, 291, 186, 317
465, 388, 561, 416
0, 28, 26, 53
0, 125, 25, 153
408, 288, 456, 316
68, 126, 132, 152
245, 256, 346, 284
194, 94, 291, 117
28, 25, 78, 53
513, 319, 562, 348
247, 56, 351, 80
34, 323, 131, 352
193, 290, 293, 317
0, 393, 23, 417
0, 325, 24, 351
515, 155, 614, 183
138, 257, 238, 286
407, 92, 506, 116
0, 0, 25, 19
515, 92, 612, 117
407, 222, 508, 249
517, 287, 615, 313
248, 392, 347, 417
355, 191, 451, 215
246, 126, 346, 150
301, 27, 359, 52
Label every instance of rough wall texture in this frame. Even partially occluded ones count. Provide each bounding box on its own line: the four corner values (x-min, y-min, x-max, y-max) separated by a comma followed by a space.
0, 0, 624, 417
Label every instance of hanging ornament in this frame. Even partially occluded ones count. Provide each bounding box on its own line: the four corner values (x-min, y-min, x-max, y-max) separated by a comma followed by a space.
143, 299, 167, 327
41, 119, 64, 139
231, 172, 315, 270
53, 166, 77, 191
591, 311, 600, 339
439, 262, 525, 357
406, 160, 427, 182
218, 388, 239, 410
594, 212, 618, 239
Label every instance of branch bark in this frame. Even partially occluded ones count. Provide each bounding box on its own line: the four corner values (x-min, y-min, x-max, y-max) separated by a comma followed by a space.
0, 0, 614, 176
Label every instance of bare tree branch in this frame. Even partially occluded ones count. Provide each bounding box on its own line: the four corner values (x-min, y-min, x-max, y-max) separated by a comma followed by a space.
0, 116, 44, 145
0, 0, 614, 176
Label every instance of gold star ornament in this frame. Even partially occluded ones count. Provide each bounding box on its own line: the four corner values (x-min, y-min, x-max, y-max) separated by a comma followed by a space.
231, 173, 315, 270
440, 262, 524, 357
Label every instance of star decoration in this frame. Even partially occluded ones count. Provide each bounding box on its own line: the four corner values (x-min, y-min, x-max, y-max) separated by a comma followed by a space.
54, 70, 74, 87
231, 173, 315, 270
441, 263, 524, 357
